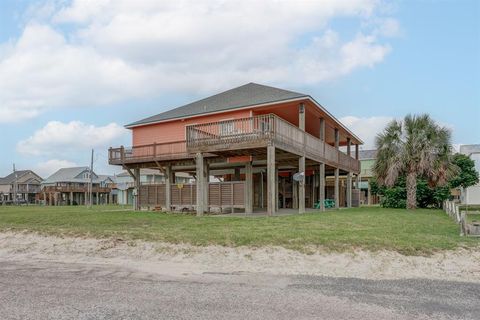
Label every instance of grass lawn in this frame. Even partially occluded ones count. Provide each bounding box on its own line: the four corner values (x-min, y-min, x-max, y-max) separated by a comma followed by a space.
0, 205, 477, 255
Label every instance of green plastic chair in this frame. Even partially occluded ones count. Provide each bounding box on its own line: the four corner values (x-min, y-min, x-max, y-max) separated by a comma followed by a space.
314, 199, 335, 209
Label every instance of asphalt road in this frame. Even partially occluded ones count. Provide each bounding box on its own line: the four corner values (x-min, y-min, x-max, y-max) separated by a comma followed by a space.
0, 260, 478, 320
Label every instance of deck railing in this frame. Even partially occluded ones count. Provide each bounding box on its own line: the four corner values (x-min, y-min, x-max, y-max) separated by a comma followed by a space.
109, 140, 190, 164
110, 114, 360, 172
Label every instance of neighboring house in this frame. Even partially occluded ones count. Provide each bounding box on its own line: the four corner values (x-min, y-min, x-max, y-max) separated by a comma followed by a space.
459, 144, 480, 205
41, 167, 115, 205
116, 169, 192, 206
0, 170, 43, 204
356, 150, 379, 205
108, 83, 363, 214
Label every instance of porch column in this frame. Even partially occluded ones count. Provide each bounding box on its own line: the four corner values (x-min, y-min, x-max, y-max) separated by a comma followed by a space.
245, 162, 253, 214
299, 156, 305, 214
334, 128, 340, 209
204, 161, 209, 213
195, 153, 205, 216
70, 191, 73, 205
298, 102, 306, 214
346, 172, 352, 208
267, 144, 276, 216
292, 174, 298, 209
165, 164, 172, 212
319, 117, 326, 211
84, 192, 87, 206
43, 192, 46, 205
311, 174, 316, 208
96, 192, 99, 205
346, 138, 352, 208
319, 163, 325, 211
134, 168, 141, 210
275, 167, 279, 212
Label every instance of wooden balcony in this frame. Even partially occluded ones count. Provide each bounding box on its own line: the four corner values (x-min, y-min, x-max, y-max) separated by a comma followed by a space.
109, 114, 360, 173
186, 114, 360, 173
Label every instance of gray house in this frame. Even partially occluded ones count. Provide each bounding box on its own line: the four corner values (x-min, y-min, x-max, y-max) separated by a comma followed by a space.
41, 167, 115, 205
0, 170, 43, 204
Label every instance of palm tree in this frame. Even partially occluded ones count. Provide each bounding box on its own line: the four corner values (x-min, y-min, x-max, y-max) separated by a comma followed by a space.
374, 114, 454, 210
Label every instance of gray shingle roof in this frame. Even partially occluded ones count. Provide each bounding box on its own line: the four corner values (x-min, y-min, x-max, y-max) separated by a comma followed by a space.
126, 83, 308, 127
42, 167, 111, 184
358, 149, 377, 160
0, 170, 43, 185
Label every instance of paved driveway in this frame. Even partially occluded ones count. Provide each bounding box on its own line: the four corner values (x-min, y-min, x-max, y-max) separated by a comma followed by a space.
0, 260, 478, 319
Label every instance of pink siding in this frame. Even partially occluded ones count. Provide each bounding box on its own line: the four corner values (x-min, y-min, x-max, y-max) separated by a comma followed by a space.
132, 109, 252, 146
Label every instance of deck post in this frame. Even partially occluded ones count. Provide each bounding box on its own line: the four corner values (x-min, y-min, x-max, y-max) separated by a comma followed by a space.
319, 163, 325, 211
299, 156, 305, 214
134, 168, 141, 210
70, 191, 73, 205
195, 153, 204, 216
346, 138, 352, 208
267, 144, 276, 216
293, 172, 298, 209
334, 168, 340, 209
245, 162, 253, 214
204, 161, 209, 213
275, 167, 279, 212
346, 172, 352, 208
165, 164, 172, 212
334, 128, 340, 209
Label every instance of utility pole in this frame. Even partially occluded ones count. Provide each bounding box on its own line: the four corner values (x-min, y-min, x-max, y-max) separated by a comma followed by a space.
13, 164, 17, 205
89, 149, 94, 208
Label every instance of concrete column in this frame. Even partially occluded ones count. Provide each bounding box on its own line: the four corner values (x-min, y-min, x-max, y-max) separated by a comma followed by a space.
245, 162, 253, 214
334, 168, 340, 209
346, 172, 352, 208
267, 145, 276, 216
96, 192, 99, 205
49, 193, 53, 206
134, 168, 141, 210
43, 192, 46, 205
70, 191, 73, 205
84, 192, 87, 206
299, 156, 305, 214
319, 163, 325, 211
195, 153, 205, 216
165, 164, 172, 212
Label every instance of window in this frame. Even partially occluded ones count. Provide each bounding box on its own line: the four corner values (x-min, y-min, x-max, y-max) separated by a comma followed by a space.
220, 120, 234, 135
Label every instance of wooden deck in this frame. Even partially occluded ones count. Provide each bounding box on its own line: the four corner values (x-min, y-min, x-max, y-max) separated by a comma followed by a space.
109, 114, 360, 173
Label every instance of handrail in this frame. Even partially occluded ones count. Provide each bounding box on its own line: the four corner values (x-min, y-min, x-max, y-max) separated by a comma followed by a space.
110, 114, 360, 172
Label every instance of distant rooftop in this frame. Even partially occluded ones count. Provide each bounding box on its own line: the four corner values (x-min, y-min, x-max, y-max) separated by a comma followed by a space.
358, 149, 377, 160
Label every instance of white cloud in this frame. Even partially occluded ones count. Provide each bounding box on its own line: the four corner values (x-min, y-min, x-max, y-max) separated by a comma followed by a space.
340, 115, 394, 149
35, 159, 78, 178
0, 0, 398, 122
16, 121, 128, 156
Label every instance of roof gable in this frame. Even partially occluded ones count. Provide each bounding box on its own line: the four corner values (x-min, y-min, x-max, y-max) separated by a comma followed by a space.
0, 170, 43, 185
126, 83, 307, 127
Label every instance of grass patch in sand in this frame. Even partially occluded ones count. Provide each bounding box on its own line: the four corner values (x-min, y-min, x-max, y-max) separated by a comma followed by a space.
0, 205, 477, 255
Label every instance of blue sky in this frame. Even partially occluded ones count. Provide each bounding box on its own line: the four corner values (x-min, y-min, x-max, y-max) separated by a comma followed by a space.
0, 0, 479, 178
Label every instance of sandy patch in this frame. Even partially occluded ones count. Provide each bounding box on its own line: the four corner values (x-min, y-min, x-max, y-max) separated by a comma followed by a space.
0, 231, 479, 282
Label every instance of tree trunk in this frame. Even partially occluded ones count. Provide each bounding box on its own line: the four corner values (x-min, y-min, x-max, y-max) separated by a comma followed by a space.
406, 171, 417, 210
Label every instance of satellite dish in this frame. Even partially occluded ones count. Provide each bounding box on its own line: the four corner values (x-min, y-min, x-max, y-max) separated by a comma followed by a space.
293, 172, 305, 182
